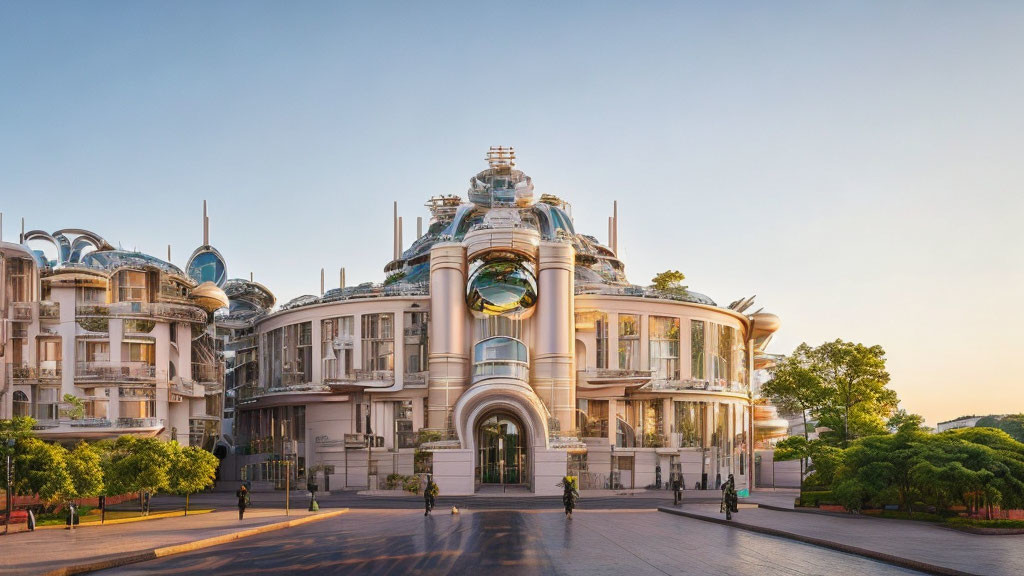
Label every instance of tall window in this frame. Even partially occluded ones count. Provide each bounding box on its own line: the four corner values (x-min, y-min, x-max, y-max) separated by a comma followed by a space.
404, 312, 428, 373
690, 320, 705, 379
125, 342, 155, 365
4, 258, 32, 304
76, 287, 106, 304
321, 316, 354, 380
12, 391, 29, 418
77, 340, 110, 363
618, 314, 639, 370
709, 324, 735, 385
362, 314, 394, 372
673, 401, 705, 448
280, 322, 312, 385
649, 316, 680, 380
117, 270, 147, 302
575, 312, 608, 370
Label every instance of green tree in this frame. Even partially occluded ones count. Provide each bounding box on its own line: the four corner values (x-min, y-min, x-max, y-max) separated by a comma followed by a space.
66, 442, 104, 501
166, 442, 219, 515
61, 394, 85, 420
651, 270, 687, 295
887, 410, 929, 433
103, 436, 171, 513
21, 440, 75, 506
809, 340, 896, 447
976, 414, 1024, 443
0, 417, 37, 495
773, 435, 810, 491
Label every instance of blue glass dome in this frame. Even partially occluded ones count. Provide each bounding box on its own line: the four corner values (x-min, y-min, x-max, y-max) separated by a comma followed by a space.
186, 247, 227, 288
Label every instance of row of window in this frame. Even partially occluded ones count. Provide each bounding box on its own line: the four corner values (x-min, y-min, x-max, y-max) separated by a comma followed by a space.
583, 312, 747, 384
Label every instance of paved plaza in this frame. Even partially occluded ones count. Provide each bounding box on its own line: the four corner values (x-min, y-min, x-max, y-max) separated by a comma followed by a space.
94, 509, 921, 576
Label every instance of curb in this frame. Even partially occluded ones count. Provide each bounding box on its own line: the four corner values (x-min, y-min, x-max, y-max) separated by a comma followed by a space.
657, 507, 979, 576
41, 509, 348, 576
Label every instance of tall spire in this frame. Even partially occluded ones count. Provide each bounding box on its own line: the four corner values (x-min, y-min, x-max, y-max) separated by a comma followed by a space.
203, 200, 210, 246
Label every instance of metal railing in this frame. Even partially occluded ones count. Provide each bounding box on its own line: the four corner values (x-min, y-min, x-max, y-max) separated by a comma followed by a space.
403, 371, 428, 387
116, 417, 165, 429
39, 301, 60, 319
75, 362, 158, 381
472, 361, 529, 382
76, 302, 208, 323
354, 370, 395, 383
12, 303, 33, 321
192, 362, 224, 383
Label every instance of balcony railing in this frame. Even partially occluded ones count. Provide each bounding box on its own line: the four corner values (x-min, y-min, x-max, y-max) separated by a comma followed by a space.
39, 301, 60, 320
472, 361, 528, 383
403, 371, 428, 387
577, 368, 655, 389
75, 362, 158, 381
12, 303, 33, 321
192, 362, 224, 383
646, 378, 748, 394
354, 370, 396, 384
76, 302, 208, 324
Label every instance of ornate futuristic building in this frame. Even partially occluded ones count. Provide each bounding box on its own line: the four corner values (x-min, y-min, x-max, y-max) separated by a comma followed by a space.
222, 147, 781, 495
0, 212, 227, 447
1, 148, 781, 495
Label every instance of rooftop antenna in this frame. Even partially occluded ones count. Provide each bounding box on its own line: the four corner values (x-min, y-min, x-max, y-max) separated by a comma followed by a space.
417, 216, 423, 240
398, 216, 404, 258
250, 272, 253, 282
203, 200, 210, 246
612, 201, 619, 254
393, 201, 399, 260
487, 146, 516, 169
20, 217, 25, 244
320, 268, 325, 296
340, 267, 346, 291
167, 245, 171, 262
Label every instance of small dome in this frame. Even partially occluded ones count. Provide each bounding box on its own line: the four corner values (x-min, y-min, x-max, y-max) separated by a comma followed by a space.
192, 281, 229, 312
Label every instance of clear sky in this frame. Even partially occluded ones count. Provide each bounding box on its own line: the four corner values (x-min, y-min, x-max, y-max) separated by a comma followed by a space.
2, 2, 1021, 426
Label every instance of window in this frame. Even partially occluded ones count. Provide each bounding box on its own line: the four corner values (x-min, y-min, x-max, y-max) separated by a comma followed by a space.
577, 399, 609, 438
690, 320, 705, 380
77, 340, 110, 363
649, 316, 680, 380
117, 270, 147, 302
321, 316, 354, 380
673, 401, 705, 448
277, 322, 313, 386
575, 311, 609, 370
76, 287, 106, 304
404, 312, 428, 374
4, 258, 32, 304
473, 337, 528, 381
119, 387, 155, 418
35, 387, 60, 420
618, 314, 639, 370
709, 324, 735, 385
625, 400, 664, 447
125, 342, 155, 365
361, 314, 394, 372
12, 390, 29, 418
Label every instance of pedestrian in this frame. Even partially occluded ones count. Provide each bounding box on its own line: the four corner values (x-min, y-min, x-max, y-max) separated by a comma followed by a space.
559, 476, 579, 518
236, 484, 249, 520
423, 475, 438, 516
673, 477, 682, 506
720, 474, 738, 520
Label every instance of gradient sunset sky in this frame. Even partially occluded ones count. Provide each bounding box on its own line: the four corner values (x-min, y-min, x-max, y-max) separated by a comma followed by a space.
2, 2, 1021, 426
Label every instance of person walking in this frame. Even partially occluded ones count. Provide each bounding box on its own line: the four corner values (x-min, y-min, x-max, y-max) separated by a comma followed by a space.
559, 476, 579, 518
720, 474, 738, 520
423, 475, 438, 516
672, 477, 683, 506
236, 485, 250, 520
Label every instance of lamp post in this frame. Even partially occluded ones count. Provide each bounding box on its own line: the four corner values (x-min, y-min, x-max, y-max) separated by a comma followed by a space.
5, 438, 14, 535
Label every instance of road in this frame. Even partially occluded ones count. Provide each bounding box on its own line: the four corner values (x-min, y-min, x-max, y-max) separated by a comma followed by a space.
98, 509, 923, 576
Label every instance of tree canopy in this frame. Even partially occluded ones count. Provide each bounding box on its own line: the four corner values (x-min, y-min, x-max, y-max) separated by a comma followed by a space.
651, 270, 687, 294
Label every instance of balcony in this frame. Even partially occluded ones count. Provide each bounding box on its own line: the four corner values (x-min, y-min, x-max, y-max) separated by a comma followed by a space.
403, 371, 428, 387
31, 417, 165, 440
645, 378, 748, 394
192, 362, 224, 383
170, 379, 205, 398
577, 368, 655, 389
75, 361, 158, 382
12, 303, 33, 321
325, 370, 396, 392
39, 301, 60, 320
76, 302, 208, 324
472, 360, 528, 383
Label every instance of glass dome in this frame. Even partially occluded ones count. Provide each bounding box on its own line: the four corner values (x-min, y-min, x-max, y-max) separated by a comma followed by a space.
466, 259, 537, 316
186, 247, 227, 288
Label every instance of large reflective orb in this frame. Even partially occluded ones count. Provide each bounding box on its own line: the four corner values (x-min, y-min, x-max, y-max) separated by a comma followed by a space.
466, 260, 537, 316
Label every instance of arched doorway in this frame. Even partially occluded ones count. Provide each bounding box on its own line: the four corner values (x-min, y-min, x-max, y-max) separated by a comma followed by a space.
476, 412, 528, 486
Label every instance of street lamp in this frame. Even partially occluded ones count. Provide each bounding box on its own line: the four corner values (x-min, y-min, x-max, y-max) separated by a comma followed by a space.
5, 438, 14, 535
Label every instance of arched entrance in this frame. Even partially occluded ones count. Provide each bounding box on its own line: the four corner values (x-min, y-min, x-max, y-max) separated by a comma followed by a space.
476, 412, 528, 486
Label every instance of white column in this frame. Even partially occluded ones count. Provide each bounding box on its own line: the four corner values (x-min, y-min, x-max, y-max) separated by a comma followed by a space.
426, 244, 468, 431
533, 241, 575, 434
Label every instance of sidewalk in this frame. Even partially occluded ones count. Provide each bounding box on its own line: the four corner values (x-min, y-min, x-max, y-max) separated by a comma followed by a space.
661, 503, 1024, 576
0, 507, 346, 576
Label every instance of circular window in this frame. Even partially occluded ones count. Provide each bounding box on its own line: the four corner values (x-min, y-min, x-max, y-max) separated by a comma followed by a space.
466, 259, 537, 316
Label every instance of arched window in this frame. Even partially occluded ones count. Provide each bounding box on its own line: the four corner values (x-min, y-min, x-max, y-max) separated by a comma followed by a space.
12, 391, 29, 418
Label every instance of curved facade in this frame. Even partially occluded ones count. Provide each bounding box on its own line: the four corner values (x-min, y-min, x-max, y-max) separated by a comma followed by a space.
227, 148, 781, 495
0, 228, 225, 448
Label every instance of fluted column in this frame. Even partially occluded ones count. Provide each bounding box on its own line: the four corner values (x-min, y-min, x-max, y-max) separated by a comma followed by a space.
532, 241, 575, 435
427, 244, 469, 431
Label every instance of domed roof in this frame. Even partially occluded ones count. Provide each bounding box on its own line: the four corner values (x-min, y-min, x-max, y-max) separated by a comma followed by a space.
192, 282, 229, 312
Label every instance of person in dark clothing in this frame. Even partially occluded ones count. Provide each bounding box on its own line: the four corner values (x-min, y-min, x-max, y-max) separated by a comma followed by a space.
672, 478, 683, 505
560, 476, 579, 518
236, 485, 249, 520
720, 474, 738, 520
423, 475, 438, 516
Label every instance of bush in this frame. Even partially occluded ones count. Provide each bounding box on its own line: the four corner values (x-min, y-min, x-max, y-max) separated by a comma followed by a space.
403, 476, 421, 494
798, 490, 836, 507
946, 517, 1024, 529
384, 473, 422, 494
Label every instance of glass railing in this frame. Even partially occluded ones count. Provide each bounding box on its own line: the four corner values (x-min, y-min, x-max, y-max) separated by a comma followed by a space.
75, 362, 158, 381
472, 361, 529, 382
